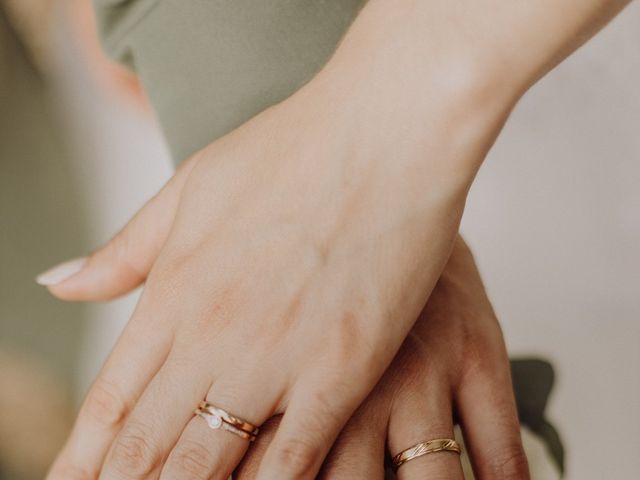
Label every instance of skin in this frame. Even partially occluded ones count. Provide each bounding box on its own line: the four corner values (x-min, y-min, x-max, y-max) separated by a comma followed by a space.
235, 238, 526, 480
47, 67, 485, 480
42, 0, 630, 478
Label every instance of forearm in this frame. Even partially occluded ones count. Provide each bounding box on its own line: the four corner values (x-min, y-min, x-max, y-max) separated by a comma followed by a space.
329, 0, 630, 100
457, 0, 632, 93
300, 0, 630, 179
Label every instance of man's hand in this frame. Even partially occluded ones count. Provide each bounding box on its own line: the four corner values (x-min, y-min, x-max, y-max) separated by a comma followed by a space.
235, 238, 528, 480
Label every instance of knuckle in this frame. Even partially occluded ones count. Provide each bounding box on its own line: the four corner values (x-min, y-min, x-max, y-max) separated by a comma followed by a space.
484, 442, 530, 480
169, 440, 215, 479
108, 421, 160, 477
104, 228, 144, 279
272, 438, 320, 477
143, 254, 194, 306
331, 309, 381, 374
460, 318, 508, 375
81, 379, 128, 429
153, 251, 192, 282
109, 228, 130, 260
460, 340, 503, 385
301, 390, 347, 445
460, 331, 491, 371
393, 335, 431, 387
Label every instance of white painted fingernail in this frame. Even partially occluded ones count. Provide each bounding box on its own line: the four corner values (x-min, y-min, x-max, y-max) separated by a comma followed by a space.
36, 257, 87, 286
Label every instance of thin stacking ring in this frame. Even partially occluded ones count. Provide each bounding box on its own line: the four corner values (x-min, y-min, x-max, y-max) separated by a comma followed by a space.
392, 438, 461, 470
194, 401, 260, 441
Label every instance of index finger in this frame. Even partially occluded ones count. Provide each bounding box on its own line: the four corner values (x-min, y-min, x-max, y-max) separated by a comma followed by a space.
47, 300, 172, 479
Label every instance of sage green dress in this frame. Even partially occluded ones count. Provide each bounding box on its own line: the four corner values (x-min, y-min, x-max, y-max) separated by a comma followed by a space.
93, 0, 564, 473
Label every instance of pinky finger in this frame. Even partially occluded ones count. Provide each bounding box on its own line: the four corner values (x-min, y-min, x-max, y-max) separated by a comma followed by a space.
456, 359, 530, 480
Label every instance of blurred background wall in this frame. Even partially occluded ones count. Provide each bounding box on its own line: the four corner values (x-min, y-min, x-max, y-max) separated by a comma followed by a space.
462, 6, 640, 478
0, 4, 86, 478
0, 1, 638, 479
0, 1, 170, 478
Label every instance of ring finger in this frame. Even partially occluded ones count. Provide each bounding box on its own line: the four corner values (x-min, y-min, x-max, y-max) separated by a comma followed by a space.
387, 376, 463, 480
160, 372, 281, 480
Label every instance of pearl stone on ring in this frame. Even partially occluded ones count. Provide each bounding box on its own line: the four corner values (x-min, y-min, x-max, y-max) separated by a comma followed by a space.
206, 413, 222, 429
194, 401, 259, 441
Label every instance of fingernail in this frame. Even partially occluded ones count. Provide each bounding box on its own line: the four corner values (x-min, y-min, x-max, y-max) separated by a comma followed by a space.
36, 257, 87, 286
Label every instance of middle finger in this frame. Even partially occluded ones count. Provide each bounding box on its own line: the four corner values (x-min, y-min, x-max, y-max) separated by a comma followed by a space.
99, 349, 210, 479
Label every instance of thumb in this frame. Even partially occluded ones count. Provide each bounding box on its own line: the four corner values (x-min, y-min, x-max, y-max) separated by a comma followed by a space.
37, 157, 197, 301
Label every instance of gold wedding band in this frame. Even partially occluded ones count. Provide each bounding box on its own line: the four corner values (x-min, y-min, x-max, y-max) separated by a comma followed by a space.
392, 438, 461, 469
194, 401, 260, 441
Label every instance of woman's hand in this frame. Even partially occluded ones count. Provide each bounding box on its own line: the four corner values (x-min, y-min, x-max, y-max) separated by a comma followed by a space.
234, 238, 528, 480
45, 70, 492, 479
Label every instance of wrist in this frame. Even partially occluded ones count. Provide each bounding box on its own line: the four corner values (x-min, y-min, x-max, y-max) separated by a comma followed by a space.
296, 52, 511, 198
293, 17, 520, 192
